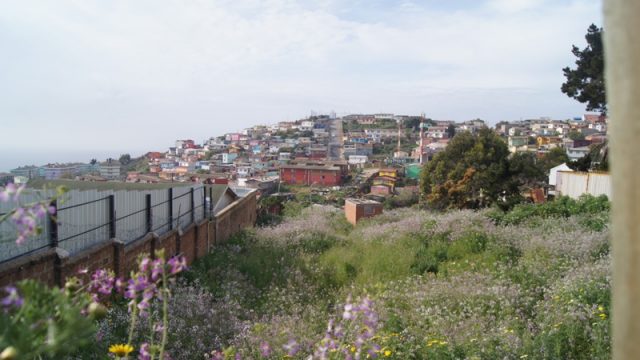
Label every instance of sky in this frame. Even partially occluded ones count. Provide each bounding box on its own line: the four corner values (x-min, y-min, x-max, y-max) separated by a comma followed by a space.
0, 0, 602, 171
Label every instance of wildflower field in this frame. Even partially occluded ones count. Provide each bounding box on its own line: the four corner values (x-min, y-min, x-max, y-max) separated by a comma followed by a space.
90, 195, 610, 359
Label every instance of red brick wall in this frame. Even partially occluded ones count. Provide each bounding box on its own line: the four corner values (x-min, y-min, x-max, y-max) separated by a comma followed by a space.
179, 224, 197, 263
215, 191, 257, 243
0, 191, 258, 288
0, 249, 58, 287
280, 168, 341, 186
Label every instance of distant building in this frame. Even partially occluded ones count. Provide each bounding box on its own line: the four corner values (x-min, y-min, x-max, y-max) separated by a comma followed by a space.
99, 159, 121, 180
279, 164, 343, 186
43, 164, 77, 180
567, 146, 591, 161
348, 155, 368, 165
344, 198, 383, 225
222, 153, 238, 164
10, 166, 40, 179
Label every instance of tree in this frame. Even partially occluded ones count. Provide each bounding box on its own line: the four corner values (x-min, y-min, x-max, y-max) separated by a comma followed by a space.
89, 158, 97, 165
446, 124, 456, 138
561, 24, 606, 114
538, 147, 570, 174
509, 152, 545, 188
119, 154, 131, 165
568, 130, 585, 141
420, 128, 515, 209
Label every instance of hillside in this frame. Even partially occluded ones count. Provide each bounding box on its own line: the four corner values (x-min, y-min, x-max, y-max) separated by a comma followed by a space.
91, 196, 611, 359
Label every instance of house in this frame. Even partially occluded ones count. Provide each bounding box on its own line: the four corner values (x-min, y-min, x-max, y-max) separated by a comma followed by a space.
536, 136, 563, 148
222, 153, 238, 164
344, 198, 383, 225
348, 155, 368, 165
583, 114, 607, 123
278, 152, 291, 162
279, 164, 343, 186
308, 145, 328, 159
549, 163, 573, 187
567, 146, 591, 161
508, 136, 530, 153
378, 168, 400, 178
99, 159, 121, 180
43, 164, 78, 180
425, 126, 449, 139
236, 165, 253, 178
10, 166, 40, 179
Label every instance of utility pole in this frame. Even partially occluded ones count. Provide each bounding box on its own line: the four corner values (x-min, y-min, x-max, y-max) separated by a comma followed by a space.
419, 116, 425, 165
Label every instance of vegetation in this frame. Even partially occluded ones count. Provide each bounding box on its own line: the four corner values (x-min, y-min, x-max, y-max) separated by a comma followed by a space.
160, 196, 608, 359
0, 193, 611, 359
420, 128, 519, 209
561, 24, 606, 114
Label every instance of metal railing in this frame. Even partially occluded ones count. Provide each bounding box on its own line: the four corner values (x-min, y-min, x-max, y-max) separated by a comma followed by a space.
0, 186, 208, 265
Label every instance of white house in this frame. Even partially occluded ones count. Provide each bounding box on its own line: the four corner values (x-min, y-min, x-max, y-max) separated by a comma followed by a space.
566, 146, 591, 161
549, 163, 573, 187
348, 155, 368, 165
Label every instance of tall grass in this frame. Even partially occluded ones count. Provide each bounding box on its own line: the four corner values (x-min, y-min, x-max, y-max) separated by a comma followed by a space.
96, 195, 611, 359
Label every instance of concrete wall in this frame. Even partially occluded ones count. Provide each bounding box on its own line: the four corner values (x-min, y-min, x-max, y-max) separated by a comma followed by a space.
0, 191, 257, 287
556, 171, 611, 199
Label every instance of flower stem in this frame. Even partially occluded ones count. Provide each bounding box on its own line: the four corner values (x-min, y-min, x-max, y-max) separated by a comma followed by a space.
159, 266, 169, 359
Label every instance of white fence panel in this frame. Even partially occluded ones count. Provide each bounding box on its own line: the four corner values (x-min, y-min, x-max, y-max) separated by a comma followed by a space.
556, 171, 611, 199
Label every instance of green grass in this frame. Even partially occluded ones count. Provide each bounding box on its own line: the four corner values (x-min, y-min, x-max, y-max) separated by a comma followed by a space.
183, 198, 611, 359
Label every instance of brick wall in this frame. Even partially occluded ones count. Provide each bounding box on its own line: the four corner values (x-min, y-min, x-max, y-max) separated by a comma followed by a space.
214, 190, 257, 244
0, 190, 257, 288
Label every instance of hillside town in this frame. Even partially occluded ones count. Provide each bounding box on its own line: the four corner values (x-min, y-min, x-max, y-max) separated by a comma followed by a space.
2, 113, 609, 202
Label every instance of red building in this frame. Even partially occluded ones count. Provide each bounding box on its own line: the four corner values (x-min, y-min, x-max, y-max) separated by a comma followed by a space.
279, 165, 343, 186
344, 198, 383, 225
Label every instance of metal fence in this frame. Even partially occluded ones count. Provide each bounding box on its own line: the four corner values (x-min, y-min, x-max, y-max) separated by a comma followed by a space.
0, 186, 207, 264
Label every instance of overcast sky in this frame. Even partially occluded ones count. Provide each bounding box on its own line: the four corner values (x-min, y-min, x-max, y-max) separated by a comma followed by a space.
0, 0, 602, 170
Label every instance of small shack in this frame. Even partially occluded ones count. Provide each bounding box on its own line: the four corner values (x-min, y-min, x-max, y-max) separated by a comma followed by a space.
344, 198, 383, 225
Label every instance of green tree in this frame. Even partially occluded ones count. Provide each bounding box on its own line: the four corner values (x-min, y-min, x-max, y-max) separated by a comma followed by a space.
119, 153, 132, 165
420, 129, 515, 209
89, 158, 97, 165
538, 147, 570, 174
568, 130, 586, 141
509, 152, 545, 188
446, 124, 456, 138
561, 24, 606, 114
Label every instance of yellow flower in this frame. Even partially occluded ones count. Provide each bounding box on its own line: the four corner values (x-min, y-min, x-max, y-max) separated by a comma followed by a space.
599, 313, 607, 320
598, 306, 605, 312
351, 346, 356, 353
109, 344, 134, 357
384, 349, 392, 357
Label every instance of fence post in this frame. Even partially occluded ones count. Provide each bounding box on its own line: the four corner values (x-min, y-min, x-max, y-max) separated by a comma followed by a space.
190, 188, 195, 224
49, 199, 58, 248
108, 195, 116, 239
202, 186, 207, 220
146, 194, 152, 234
209, 187, 214, 219
168, 188, 173, 231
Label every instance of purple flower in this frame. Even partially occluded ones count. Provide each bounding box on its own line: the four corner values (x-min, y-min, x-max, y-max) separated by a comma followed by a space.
89, 269, 115, 296
209, 351, 224, 360
139, 343, 151, 360
139, 257, 151, 273
0, 189, 8, 202
151, 259, 164, 281
283, 338, 299, 357
259, 341, 271, 357
167, 256, 187, 275
2, 286, 24, 311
